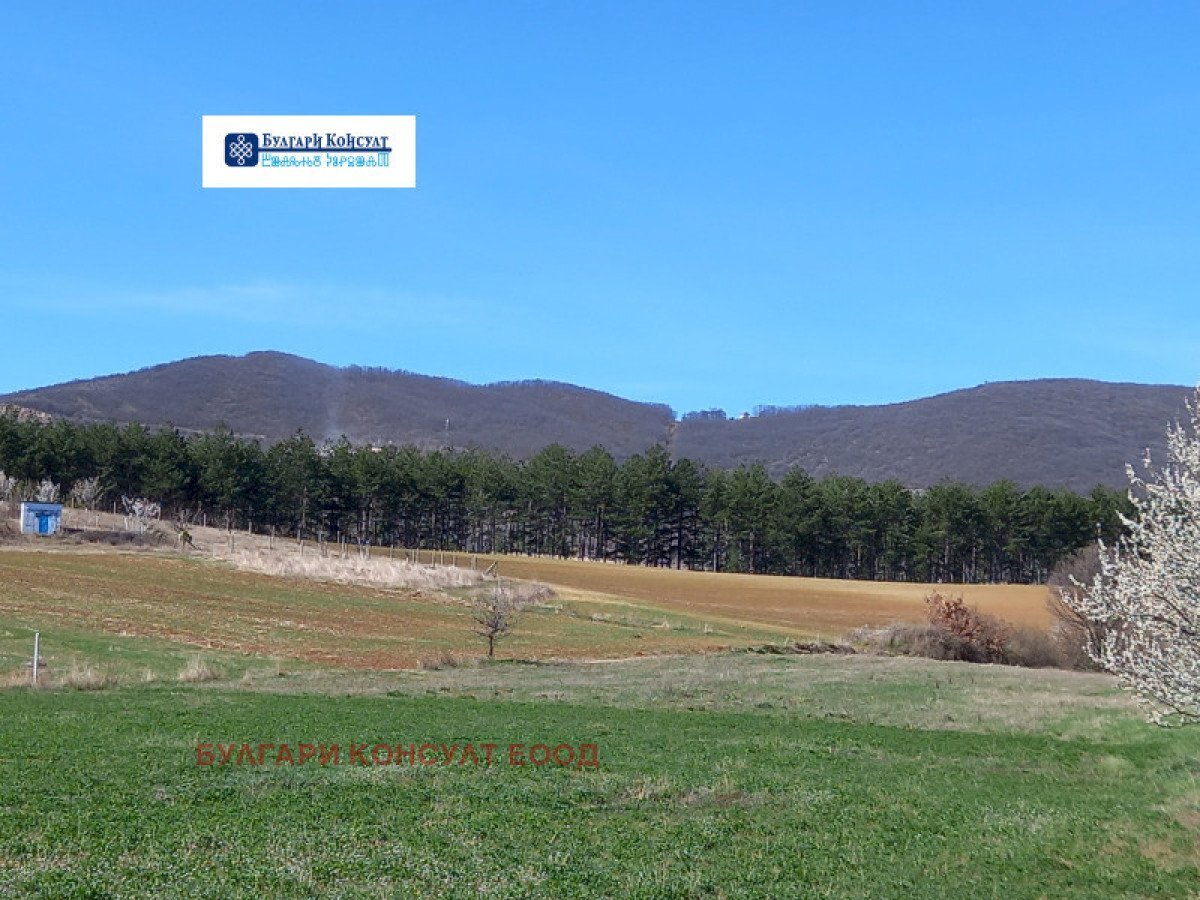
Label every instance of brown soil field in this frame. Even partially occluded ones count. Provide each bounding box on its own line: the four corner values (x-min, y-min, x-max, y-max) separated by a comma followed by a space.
50, 508, 1051, 634
0, 550, 778, 671
1, 508, 1055, 673
468, 554, 1054, 633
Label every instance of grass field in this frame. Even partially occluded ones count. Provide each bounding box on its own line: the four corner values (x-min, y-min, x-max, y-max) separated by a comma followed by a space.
1, 656, 1197, 896
1, 542, 1197, 895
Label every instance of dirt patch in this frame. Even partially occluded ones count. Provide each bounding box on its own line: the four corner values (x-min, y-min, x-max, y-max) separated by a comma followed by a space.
0, 550, 759, 671
61, 528, 166, 547
0, 527, 165, 549
749, 640, 855, 655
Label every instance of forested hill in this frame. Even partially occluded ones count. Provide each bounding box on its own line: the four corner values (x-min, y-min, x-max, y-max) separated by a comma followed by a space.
673, 379, 1193, 491
2, 351, 1191, 490
0, 352, 675, 460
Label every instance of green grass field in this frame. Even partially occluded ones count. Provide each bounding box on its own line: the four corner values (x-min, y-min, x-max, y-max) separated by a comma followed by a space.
2, 656, 1198, 897
1, 547, 1198, 896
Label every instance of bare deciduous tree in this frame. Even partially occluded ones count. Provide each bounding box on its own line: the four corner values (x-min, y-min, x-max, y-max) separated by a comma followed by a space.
472, 584, 524, 659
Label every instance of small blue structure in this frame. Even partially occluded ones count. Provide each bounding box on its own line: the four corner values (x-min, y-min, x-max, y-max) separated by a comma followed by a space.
19, 502, 62, 536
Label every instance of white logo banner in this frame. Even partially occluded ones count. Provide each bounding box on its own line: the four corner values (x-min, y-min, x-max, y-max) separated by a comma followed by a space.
202, 115, 416, 188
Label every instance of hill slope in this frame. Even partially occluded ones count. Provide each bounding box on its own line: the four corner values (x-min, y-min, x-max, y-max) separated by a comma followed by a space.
0, 352, 674, 459
673, 379, 1191, 490
1, 352, 1191, 489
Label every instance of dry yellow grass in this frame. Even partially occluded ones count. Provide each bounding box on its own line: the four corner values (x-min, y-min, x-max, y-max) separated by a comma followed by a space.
177, 655, 221, 683
222, 547, 486, 591
58, 663, 117, 690
469, 555, 1052, 633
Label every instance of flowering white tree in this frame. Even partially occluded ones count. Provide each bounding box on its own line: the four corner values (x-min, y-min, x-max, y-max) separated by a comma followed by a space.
1066, 389, 1200, 724
35, 479, 60, 503
69, 476, 103, 510
121, 495, 161, 534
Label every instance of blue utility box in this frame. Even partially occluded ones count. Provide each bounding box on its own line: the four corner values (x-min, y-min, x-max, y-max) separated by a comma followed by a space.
19, 502, 63, 535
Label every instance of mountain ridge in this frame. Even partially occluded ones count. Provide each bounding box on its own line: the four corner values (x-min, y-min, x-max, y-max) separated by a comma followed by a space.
2, 351, 1191, 491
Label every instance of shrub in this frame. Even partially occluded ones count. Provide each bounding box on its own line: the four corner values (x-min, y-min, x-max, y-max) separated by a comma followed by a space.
1045, 547, 1106, 671
846, 622, 978, 661
417, 650, 471, 671
0, 668, 37, 689
925, 592, 1011, 663
60, 664, 117, 690
847, 596, 1064, 669
177, 656, 221, 683
1004, 627, 1064, 669
503, 580, 556, 605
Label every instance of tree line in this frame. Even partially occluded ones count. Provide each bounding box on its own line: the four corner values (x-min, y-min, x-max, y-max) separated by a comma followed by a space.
0, 413, 1131, 584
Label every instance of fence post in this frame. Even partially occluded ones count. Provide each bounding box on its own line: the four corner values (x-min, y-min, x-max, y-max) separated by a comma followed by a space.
31, 631, 40, 686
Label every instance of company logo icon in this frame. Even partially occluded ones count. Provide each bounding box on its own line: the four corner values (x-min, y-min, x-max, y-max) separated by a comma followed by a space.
224, 133, 259, 167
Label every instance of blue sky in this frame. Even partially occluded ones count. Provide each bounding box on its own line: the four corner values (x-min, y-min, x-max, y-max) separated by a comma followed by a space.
2, 2, 1197, 416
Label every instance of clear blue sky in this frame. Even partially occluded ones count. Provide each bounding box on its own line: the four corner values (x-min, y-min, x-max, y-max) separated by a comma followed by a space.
2, 2, 1197, 416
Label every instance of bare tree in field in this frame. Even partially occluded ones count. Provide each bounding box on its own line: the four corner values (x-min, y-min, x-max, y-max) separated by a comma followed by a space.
472, 584, 523, 659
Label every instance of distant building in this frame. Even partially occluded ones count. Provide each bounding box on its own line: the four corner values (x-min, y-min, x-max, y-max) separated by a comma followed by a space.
19, 502, 62, 536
